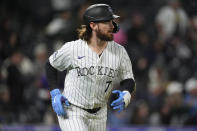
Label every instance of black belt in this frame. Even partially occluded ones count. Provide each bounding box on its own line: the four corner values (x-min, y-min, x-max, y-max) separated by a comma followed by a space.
82, 107, 101, 114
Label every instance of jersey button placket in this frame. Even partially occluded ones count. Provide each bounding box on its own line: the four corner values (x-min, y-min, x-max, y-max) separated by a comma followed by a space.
95, 55, 102, 81
94, 55, 103, 107
91, 55, 100, 107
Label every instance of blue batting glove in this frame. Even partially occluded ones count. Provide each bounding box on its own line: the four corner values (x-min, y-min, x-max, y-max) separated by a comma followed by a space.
110, 90, 126, 112
50, 89, 70, 116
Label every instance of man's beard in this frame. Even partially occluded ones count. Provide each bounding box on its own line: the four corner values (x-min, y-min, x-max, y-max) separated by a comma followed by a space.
96, 29, 113, 41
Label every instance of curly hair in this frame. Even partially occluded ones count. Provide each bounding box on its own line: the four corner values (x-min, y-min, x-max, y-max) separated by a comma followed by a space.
77, 25, 92, 41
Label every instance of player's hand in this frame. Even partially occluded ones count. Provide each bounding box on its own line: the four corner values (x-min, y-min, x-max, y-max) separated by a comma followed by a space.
110, 90, 126, 112
50, 89, 70, 116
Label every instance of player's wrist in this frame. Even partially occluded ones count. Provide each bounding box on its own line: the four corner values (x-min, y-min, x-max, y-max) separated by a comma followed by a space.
122, 90, 131, 108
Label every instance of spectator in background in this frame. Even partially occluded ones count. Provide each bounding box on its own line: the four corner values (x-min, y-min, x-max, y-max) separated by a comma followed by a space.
155, 0, 189, 42
0, 26, 21, 63
45, 9, 77, 42
186, 17, 197, 76
46, 0, 86, 43
126, 12, 155, 69
148, 65, 168, 112
160, 82, 188, 125
127, 12, 147, 46
4, 51, 25, 122
22, 43, 51, 123
184, 78, 197, 125
1, 50, 35, 123
130, 100, 150, 125
187, 17, 197, 54
163, 36, 192, 82
32, 43, 50, 104
125, 12, 156, 101
50, 0, 85, 13
33, 43, 48, 78
5, 51, 25, 106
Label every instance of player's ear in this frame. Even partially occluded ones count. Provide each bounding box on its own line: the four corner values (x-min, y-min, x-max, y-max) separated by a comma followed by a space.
89, 22, 98, 31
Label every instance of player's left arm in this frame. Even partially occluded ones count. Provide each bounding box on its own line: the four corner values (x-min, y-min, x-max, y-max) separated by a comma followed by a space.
111, 47, 136, 112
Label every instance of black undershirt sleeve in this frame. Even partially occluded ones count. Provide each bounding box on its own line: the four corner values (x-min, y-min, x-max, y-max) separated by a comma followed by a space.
109, 78, 136, 104
45, 59, 58, 91
120, 78, 135, 94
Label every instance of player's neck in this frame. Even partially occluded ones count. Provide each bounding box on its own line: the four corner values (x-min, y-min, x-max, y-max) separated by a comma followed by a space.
88, 36, 108, 55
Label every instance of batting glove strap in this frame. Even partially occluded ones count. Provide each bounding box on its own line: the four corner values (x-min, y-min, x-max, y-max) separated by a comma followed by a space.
123, 90, 131, 108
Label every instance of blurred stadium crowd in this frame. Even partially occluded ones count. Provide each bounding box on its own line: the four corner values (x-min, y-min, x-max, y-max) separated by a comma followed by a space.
0, 0, 197, 127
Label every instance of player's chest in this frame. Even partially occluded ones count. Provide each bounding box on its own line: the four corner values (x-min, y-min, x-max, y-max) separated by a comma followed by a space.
71, 48, 120, 78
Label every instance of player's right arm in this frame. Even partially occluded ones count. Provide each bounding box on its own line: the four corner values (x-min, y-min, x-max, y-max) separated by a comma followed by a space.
45, 60, 58, 91
45, 42, 72, 116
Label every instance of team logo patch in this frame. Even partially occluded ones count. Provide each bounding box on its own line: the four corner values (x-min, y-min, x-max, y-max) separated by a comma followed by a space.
78, 56, 85, 59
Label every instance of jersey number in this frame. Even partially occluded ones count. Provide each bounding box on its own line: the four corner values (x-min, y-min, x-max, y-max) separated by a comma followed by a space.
105, 81, 112, 92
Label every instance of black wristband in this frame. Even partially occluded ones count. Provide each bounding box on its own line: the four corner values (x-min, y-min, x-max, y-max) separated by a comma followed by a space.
120, 78, 135, 94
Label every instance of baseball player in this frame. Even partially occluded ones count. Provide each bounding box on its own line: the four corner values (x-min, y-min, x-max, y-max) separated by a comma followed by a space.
45, 4, 136, 131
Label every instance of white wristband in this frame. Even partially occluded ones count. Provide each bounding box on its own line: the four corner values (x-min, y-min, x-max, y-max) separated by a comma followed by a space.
123, 90, 131, 108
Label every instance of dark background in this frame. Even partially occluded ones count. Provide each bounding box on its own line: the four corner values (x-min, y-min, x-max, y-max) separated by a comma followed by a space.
0, 0, 197, 127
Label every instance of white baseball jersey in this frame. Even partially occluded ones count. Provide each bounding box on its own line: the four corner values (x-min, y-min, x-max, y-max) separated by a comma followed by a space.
49, 39, 134, 109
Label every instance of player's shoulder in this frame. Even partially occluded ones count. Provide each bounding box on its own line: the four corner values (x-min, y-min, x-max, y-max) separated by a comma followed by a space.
61, 39, 85, 48
73, 39, 85, 44
109, 41, 125, 50
63, 39, 83, 45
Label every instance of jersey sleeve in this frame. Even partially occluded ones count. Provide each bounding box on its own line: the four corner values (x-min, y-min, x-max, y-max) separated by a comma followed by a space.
119, 47, 134, 81
49, 42, 72, 71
